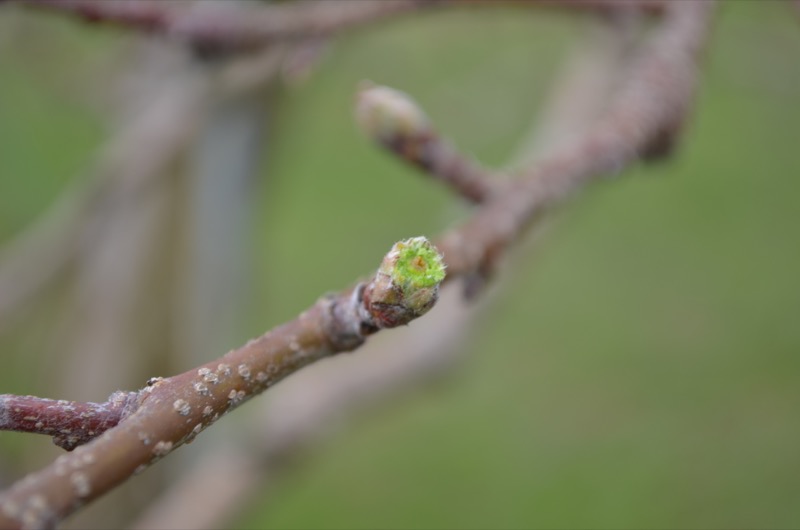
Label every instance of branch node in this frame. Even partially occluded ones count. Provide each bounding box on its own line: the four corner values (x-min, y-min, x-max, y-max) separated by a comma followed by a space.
321, 287, 369, 352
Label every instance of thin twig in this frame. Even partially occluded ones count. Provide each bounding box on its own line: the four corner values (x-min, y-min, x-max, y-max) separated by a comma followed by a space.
354, 2, 710, 298
0, 238, 445, 529
130, 283, 492, 530
0, 393, 138, 451
355, 82, 498, 203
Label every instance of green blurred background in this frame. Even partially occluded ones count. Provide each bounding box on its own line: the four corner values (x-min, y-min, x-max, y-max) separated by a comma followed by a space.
1, 1, 799, 528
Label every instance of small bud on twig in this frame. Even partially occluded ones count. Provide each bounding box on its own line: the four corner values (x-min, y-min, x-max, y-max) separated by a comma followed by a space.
355, 81, 431, 143
354, 81, 495, 203
363, 237, 446, 328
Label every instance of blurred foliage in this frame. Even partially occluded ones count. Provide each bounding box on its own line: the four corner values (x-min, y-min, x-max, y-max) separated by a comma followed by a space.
0, 1, 799, 528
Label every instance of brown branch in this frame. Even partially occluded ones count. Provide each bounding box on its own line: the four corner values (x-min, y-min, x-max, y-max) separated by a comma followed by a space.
0, 238, 445, 529
15, 0, 436, 53
0, 392, 138, 451
9, 0, 667, 54
131, 284, 494, 530
356, 1, 706, 297
356, 82, 498, 203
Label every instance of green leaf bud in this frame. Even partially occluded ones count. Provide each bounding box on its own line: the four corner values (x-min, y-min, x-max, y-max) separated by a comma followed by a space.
365, 236, 446, 328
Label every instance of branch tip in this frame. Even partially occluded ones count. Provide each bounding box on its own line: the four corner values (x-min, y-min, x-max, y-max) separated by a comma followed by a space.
355, 82, 430, 142
364, 237, 445, 328
354, 81, 495, 203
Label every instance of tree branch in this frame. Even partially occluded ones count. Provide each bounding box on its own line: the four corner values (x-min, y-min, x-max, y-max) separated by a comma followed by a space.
436, 1, 714, 285
9, 0, 666, 54
130, 283, 494, 530
352, 1, 710, 298
0, 237, 445, 529
356, 82, 498, 203
14, 0, 436, 53
0, 392, 138, 451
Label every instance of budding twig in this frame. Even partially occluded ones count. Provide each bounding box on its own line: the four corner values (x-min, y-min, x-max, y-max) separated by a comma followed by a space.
436, 1, 714, 283
0, 237, 445, 529
356, 3, 711, 297
356, 83, 497, 203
